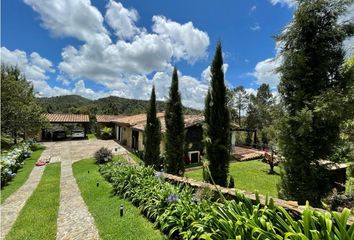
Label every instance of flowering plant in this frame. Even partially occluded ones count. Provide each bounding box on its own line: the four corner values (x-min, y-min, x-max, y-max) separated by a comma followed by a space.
1, 142, 32, 187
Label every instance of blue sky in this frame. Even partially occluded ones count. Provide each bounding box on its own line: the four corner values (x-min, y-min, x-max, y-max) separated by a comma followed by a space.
1, 0, 352, 109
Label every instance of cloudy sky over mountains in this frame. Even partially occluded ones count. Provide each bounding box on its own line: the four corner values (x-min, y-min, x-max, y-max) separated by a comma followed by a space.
2, 0, 353, 109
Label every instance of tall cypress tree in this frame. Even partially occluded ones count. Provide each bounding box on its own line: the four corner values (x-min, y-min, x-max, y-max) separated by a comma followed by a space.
204, 42, 230, 186
165, 67, 185, 176
144, 86, 161, 169
277, 0, 353, 205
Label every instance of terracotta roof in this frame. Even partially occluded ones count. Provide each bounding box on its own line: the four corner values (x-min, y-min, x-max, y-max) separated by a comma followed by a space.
96, 115, 126, 123
133, 114, 204, 132
114, 112, 165, 126
45, 114, 89, 123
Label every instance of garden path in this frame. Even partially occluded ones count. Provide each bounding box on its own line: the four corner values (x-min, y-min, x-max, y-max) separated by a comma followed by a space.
56, 142, 99, 240
0, 165, 46, 240
55, 140, 127, 240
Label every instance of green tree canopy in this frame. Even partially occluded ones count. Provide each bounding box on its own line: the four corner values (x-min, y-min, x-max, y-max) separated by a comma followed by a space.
277, 0, 354, 205
229, 86, 249, 127
1, 65, 47, 143
144, 86, 162, 169
204, 42, 231, 187
164, 67, 185, 176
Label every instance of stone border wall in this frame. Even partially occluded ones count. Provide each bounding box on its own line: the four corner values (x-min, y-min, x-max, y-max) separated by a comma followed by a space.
162, 173, 354, 225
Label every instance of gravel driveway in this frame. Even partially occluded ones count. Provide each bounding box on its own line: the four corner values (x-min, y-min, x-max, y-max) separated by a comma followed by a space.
39, 139, 127, 163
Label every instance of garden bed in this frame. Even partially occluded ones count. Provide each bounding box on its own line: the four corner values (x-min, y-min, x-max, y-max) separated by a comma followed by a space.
99, 158, 354, 239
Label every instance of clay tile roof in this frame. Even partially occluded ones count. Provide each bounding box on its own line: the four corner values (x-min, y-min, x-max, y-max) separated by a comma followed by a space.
133, 114, 204, 132
115, 112, 165, 126
96, 115, 126, 123
45, 114, 89, 123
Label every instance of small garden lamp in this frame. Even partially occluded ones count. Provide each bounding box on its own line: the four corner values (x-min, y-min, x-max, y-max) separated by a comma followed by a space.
120, 204, 124, 217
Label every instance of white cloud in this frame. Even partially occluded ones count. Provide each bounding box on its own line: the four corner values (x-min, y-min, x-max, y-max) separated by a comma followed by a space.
1, 47, 54, 82
269, 0, 296, 8
251, 5, 257, 11
20, 1, 212, 109
250, 23, 261, 31
23, 0, 109, 43
152, 15, 209, 63
201, 63, 229, 83
105, 0, 142, 40
251, 57, 282, 89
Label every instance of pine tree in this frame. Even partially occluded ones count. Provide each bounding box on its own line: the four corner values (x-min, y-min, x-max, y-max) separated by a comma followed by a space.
277, 0, 353, 205
143, 86, 161, 169
204, 42, 230, 186
165, 68, 185, 176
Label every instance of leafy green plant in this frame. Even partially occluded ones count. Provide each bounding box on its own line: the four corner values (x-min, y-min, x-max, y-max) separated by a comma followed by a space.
100, 160, 354, 240
100, 127, 112, 140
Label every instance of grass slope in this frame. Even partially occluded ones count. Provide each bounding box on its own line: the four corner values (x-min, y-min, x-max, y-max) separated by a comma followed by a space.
6, 163, 61, 240
73, 158, 164, 240
1, 149, 44, 203
185, 160, 280, 197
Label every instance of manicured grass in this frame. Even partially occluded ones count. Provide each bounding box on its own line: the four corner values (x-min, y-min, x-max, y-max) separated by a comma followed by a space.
6, 163, 61, 240
185, 160, 280, 197
73, 159, 165, 240
87, 133, 97, 139
1, 148, 44, 203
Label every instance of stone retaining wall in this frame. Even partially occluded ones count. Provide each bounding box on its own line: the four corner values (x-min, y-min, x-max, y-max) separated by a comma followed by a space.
162, 173, 353, 225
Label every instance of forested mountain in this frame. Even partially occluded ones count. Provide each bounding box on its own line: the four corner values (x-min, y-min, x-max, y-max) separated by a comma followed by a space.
37, 95, 200, 115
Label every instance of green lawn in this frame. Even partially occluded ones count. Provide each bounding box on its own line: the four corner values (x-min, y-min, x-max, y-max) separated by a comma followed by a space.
1, 148, 44, 203
185, 160, 280, 197
87, 133, 97, 139
73, 159, 165, 240
6, 163, 61, 240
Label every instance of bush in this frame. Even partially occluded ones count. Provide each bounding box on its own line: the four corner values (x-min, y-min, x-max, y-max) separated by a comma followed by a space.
228, 175, 235, 188
100, 127, 112, 140
1, 142, 33, 187
94, 147, 112, 164
345, 177, 354, 196
100, 161, 354, 240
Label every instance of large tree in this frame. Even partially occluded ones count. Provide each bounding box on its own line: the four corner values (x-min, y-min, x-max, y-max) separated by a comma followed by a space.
277, 0, 353, 205
204, 42, 231, 187
144, 86, 161, 169
246, 84, 274, 144
164, 68, 185, 176
1, 65, 47, 143
230, 86, 249, 127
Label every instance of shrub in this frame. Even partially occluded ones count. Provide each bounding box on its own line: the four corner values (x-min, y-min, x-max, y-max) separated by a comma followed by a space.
94, 147, 112, 164
100, 127, 112, 140
100, 161, 354, 240
1, 142, 33, 187
228, 175, 235, 188
345, 178, 354, 196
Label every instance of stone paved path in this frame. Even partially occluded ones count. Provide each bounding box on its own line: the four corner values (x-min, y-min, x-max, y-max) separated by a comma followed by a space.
0, 165, 46, 240
56, 141, 100, 240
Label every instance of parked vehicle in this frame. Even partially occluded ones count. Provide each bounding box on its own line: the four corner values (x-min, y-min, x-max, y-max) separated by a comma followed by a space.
52, 130, 66, 140
71, 130, 85, 139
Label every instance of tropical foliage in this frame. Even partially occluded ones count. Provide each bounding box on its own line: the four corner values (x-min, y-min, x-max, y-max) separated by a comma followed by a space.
100, 160, 354, 240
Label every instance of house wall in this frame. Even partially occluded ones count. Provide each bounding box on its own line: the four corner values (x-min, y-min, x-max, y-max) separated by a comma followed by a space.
184, 125, 204, 156
135, 130, 165, 153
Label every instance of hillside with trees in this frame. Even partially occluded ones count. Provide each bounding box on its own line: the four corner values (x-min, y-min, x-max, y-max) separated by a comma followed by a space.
38, 95, 200, 115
